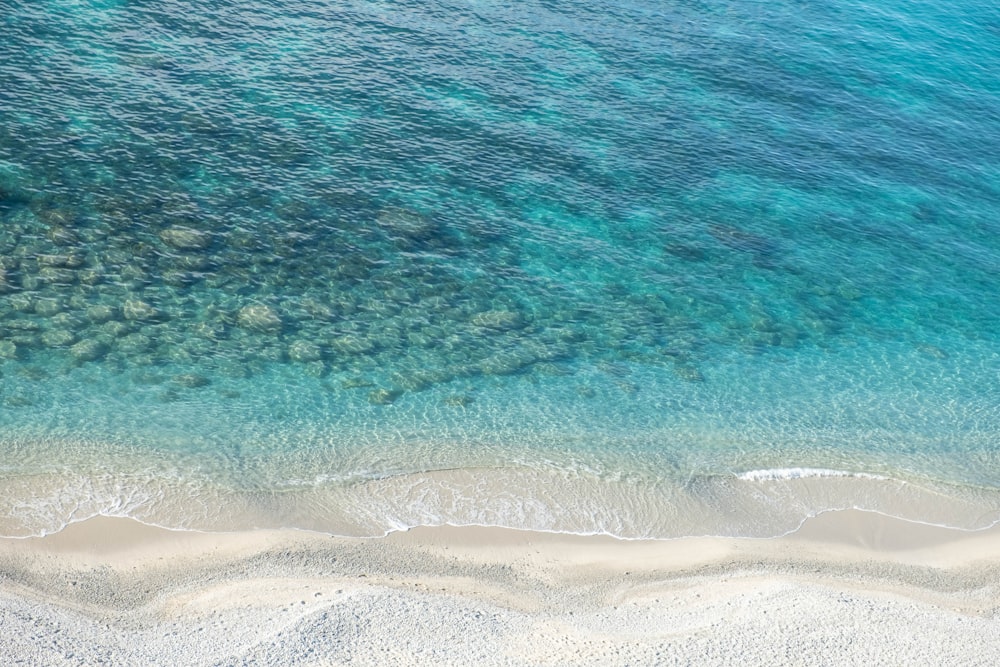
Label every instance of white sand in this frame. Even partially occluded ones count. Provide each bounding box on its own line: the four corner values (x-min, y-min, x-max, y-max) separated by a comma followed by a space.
2, 511, 999, 665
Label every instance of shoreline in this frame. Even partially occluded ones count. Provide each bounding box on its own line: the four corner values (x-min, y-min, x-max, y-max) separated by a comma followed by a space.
5, 461, 1000, 540
2, 512, 999, 664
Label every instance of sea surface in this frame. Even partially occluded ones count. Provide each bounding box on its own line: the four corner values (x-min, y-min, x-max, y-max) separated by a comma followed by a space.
1, 0, 999, 538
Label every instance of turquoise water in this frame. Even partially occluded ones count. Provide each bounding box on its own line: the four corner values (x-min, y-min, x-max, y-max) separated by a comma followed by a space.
1, 0, 998, 537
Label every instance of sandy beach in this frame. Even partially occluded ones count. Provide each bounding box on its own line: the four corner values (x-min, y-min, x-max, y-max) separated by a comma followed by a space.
2, 511, 999, 666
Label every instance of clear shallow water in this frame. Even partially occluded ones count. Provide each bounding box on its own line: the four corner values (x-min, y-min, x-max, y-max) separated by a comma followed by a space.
1, 0, 998, 537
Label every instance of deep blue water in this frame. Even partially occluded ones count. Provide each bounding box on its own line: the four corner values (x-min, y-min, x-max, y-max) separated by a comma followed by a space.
1, 0, 999, 537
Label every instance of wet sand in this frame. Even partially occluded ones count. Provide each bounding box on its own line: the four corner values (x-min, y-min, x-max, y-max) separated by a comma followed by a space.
2, 511, 999, 665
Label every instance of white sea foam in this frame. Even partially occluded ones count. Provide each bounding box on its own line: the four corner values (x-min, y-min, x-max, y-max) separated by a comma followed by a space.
4, 458, 999, 539
736, 467, 892, 482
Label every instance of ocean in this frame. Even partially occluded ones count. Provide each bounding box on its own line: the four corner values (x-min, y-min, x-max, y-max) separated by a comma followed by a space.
1, 0, 998, 538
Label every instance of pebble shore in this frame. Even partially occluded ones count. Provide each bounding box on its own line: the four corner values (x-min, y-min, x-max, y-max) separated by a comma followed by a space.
2, 514, 998, 666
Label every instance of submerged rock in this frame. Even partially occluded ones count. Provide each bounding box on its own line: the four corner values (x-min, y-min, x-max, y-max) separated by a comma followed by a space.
86, 304, 117, 323
157, 388, 181, 403
70, 339, 108, 362
78, 268, 103, 285
0, 340, 18, 359
664, 242, 708, 262
175, 254, 214, 271
329, 334, 375, 354
708, 223, 776, 255
390, 371, 432, 393
36, 208, 77, 227
368, 387, 402, 405
288, 339, 322, 362
615, 380, 639, 395
160, 225, 210, 250
46, 226, 79, 246
123, 299, 159, 321
37, 253, 83, 268
99, 320, 132, 338
443, 393, 474, 407
33, 299, 63, 317
478, 349, 536, 376
377, 206, 438, 243
916, 343, 949, 360
16, 365, 49, 380
533, 362, 573, 376
302, 361, 327, 377
471, 309, 526, 331
173, 373, 210, 388
237, 304, 282, 333
4, 392, 35, 408
117, 333, 152, 354
672, 361, 704, 382
38, 267, 76, 284
41, 329, 75, 347
162, 270, 199, 287
192, 321, 225, 340
10, 295, 34, 313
